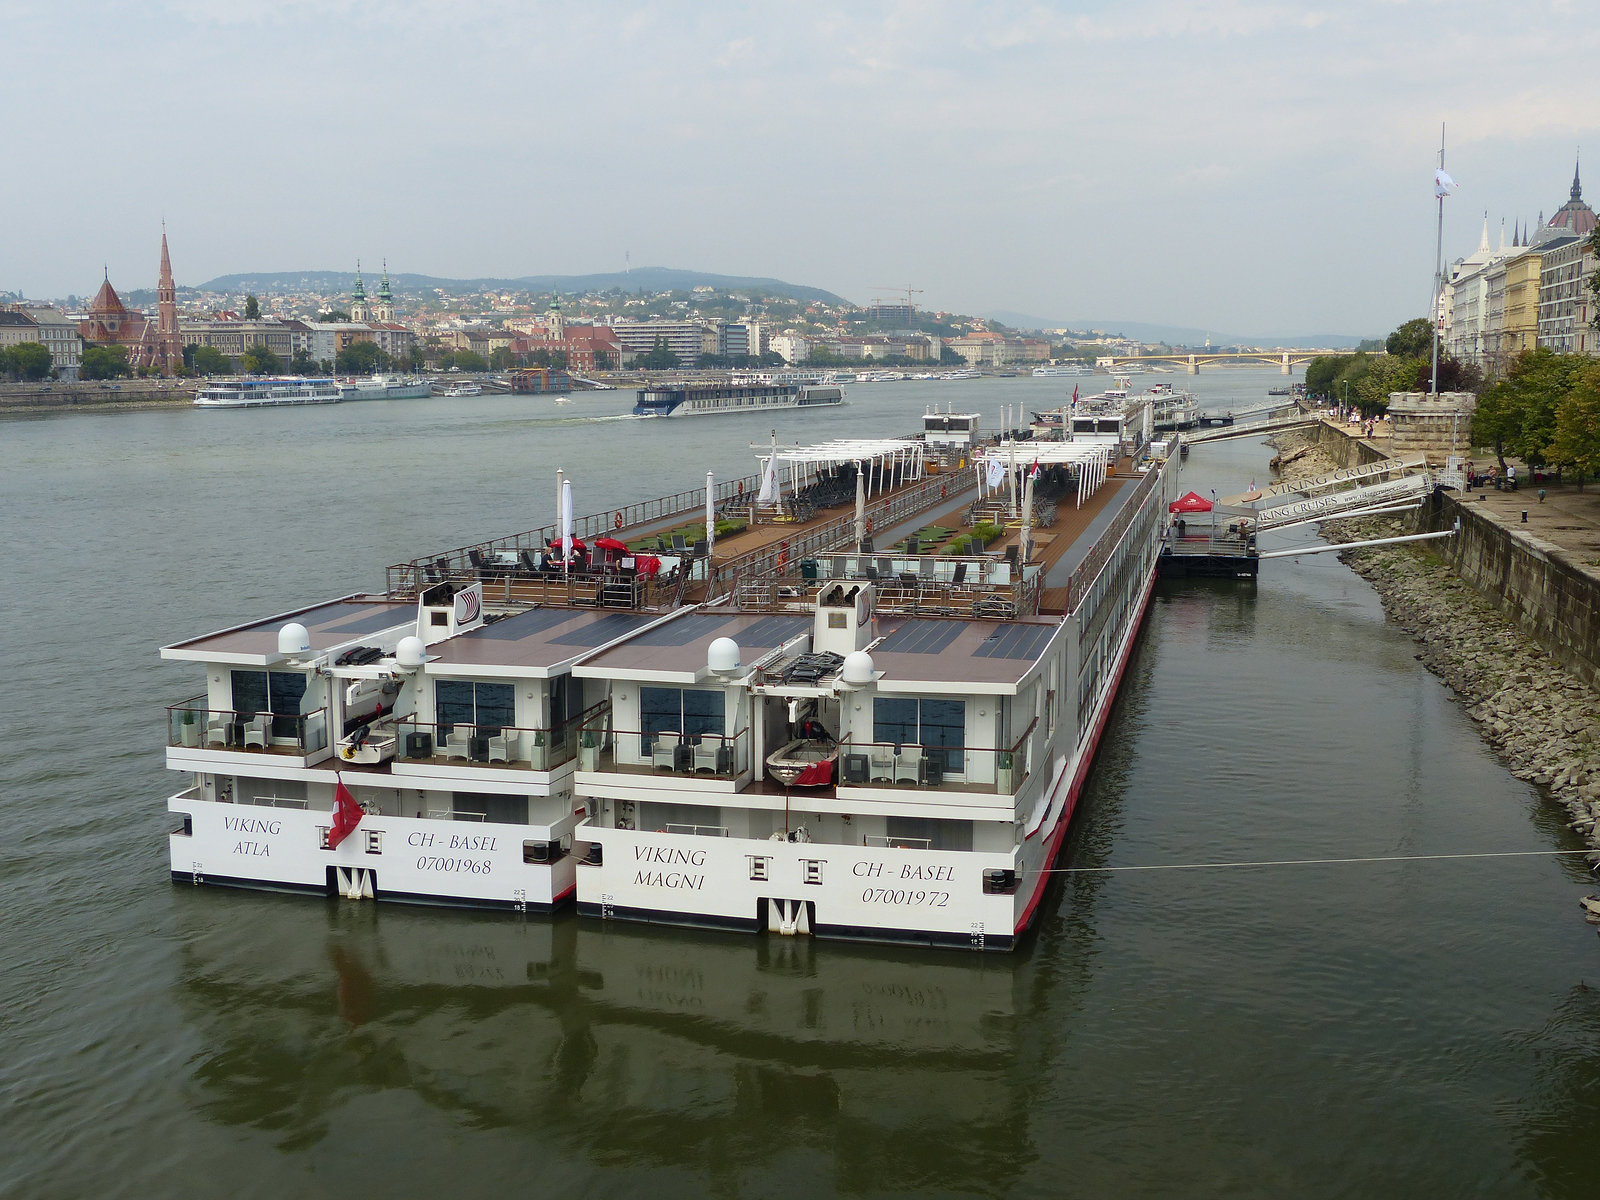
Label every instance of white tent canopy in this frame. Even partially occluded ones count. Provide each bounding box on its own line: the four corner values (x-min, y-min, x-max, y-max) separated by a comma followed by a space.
757, 438, 927, 500
976, 440, 1111, 508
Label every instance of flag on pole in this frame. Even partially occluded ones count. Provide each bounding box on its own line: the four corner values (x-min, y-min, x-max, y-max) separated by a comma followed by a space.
1434, 169, 1457, 198
1030, 457, 1040, 481
1071, 384, 1079, 407
328, 777, 363, 850
756, 455, 779, 503
985, 457, 1006, 489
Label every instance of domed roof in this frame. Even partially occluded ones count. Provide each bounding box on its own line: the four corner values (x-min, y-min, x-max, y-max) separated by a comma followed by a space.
1545, 158, 1596, 237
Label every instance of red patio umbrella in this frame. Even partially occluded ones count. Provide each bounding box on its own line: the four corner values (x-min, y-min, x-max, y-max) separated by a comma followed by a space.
594, 536, 629, 553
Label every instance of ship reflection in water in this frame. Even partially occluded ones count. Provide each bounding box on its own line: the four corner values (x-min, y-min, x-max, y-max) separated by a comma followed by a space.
176, 897, 1075, 1190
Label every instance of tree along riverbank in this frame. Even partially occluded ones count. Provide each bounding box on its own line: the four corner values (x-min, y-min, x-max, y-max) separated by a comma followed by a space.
1268, 428, 1600, 885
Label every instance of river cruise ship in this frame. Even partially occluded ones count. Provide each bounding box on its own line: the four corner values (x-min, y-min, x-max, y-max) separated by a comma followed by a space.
161, 405, 1172, 950
338, 374, 434, 401
193, 376, 342, 408
634, 380, 844, 417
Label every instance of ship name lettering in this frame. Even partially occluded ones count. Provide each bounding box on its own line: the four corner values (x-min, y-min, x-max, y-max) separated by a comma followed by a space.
223, 816, 282, 836
633, 870, 704, 890
448, 834, 497, 852
634, 846, 707, 867
853, 861, 885, 877
900, 864, 955, 881
409, 832, 436, 847
232, 840, 270, 858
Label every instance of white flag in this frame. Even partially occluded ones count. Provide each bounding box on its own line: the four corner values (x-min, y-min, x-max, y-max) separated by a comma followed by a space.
1434, 169, 1457, 199
757, 454, 779, 504
985, 457, 1006, 489
560, 479, 574, 553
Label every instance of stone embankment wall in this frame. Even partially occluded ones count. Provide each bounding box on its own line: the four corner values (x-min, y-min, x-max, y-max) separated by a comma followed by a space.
1269, 426, 1600, 860
0, 381, 192, 413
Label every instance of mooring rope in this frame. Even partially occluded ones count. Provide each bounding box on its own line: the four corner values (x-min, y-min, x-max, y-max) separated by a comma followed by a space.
1045, 848, 1599, 874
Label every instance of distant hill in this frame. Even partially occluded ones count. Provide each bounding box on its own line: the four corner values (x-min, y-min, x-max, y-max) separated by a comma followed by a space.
984, 310, 1374, 350
195, 266, 848, 305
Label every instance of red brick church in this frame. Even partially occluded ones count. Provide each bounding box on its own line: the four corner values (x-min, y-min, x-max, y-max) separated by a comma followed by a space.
79, 228, 184, 375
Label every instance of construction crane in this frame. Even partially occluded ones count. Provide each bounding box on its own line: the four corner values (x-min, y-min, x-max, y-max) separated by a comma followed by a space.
869, 284, 925, 320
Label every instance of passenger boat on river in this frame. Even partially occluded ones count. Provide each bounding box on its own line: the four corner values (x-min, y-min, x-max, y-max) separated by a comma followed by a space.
160, 403, 1173, 949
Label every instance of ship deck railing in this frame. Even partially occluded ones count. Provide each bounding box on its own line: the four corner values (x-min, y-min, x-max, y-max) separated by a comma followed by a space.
582, 726, 753, 782
167, 697, 331, 758
394, 717, 585, 771
730, 563, 1039, 620
385, 471, 761, 594
1063, 465, 1163, 613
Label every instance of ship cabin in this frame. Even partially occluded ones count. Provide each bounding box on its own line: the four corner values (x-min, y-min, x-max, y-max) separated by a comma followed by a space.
922, 408, 982, 457
570, 580, 1070, 868
161, 581, 663, 902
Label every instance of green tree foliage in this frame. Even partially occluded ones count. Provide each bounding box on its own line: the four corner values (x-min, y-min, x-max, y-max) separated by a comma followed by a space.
405, 343, 427, 371
82, 344, 132, 379
1471, 348, 1590, 470
1548, 362, 1600, 478
289, 348, 319, 376
0, 346, 10, 376
192, 346, 231, 375
318, 309, 351, 323
242, 343, 284, 375
336, 340, 389, 374
243, 293, 261, 320
489, 346, 515, 370
1386, 317, 1433, 358
1304, 355, 1344, 397
438, 349, 487, 372
636, 337, 680, 370
592, 349, 613, 370
8, 341, 52, 380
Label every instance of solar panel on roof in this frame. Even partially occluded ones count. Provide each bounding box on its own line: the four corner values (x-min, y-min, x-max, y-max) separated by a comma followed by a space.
630, 612, 731, 647
318, 606, 414, 638
547, 613, 656, 647
471, 607, 583, 641
737, 614, 809, 647
973, 623, 1057, 660
876, 619, 965, 655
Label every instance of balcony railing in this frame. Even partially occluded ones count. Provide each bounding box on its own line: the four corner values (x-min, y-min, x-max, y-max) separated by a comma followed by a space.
396, 718, 581, 771
166, 697, 329, 756
582, 725, 752, 781
835, 721, 1034, 795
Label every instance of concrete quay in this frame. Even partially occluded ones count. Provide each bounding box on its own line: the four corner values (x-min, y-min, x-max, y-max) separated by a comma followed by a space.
0, 380, 194, 414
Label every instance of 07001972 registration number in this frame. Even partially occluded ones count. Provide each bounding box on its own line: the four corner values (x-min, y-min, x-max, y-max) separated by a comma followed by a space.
861, 888, 949, 907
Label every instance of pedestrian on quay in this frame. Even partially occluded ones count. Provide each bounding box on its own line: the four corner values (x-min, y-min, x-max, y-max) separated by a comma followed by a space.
1507, 464, 1518, 490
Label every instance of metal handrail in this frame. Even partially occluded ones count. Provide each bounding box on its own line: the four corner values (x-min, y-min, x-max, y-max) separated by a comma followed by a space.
1064, 466, 1162, 613
166, 700, 329, 754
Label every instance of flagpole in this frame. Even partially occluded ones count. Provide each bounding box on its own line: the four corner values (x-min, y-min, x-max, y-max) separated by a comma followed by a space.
1430, 123, 1445, 399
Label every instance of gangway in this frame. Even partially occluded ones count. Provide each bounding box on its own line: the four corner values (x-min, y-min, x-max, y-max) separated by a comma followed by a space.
1181, 413, 1320, 446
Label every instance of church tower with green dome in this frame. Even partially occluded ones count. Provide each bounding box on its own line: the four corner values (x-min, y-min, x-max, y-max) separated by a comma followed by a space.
373, 261, 395, 323
350, 262, 368, 322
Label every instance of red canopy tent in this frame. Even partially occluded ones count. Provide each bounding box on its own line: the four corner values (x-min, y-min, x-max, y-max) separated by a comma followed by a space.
1168, 491, 1213, 514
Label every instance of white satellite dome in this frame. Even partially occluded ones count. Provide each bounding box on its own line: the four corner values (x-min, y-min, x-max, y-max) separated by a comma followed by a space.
707, 637, 741, 675
395, 636, 427, 671
841, 650, 876, 685
277, 622, 311, 657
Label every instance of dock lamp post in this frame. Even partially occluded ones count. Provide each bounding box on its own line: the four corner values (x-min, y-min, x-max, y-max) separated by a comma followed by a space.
1342, 379, 1349, 414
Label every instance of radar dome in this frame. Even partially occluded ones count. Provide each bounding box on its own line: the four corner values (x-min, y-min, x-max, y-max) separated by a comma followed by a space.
707, 637, 742, 675
841, 650, 876, 685
395, 636, 427, 671
277, 623, 311, 657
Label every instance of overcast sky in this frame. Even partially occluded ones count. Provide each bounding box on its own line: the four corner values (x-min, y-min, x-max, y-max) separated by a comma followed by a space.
3, 0, 1596, 338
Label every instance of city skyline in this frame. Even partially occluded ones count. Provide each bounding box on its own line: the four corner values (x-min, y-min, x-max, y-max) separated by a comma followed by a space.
3, 1, 1598, 337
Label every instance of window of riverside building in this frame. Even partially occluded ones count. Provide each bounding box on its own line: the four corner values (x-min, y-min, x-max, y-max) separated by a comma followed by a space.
435, 679, 516, 732
230, 669, 309, 738
873, 696, 965, 771
640, 686, 724, 751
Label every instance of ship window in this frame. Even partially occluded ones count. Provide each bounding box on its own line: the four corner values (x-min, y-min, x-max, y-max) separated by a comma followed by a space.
230, 669, 309, 738
887, 816, 973, 852
436, 680, 515, 732
640, 686, 723, 750
873, 696, 965, 771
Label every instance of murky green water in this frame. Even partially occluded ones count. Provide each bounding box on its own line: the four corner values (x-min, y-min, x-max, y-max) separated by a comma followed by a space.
3, 373, 1597, 1198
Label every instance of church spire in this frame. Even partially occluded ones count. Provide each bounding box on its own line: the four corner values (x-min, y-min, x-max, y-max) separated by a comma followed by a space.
1573, 153, 1583, 202
352, 260, 366, 303
155, 223, 180, 376
377, 259, 392, 303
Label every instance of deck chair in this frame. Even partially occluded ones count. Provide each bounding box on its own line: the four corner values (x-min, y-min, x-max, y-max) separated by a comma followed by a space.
869, 746, 895, 783
693, 736, 720, 774
487, 730, 515, 764
443, 725, 473, 761
206, 717, 230, 747
242, 713, 271, 749
895, 745, 924, 786
671, 534, 688, 553
952, 561, 968, 584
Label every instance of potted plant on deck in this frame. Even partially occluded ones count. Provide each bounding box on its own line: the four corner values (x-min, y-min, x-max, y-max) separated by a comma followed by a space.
578, 727, 600, 771
996, 749, 1014, 794
179, 708, 199, 748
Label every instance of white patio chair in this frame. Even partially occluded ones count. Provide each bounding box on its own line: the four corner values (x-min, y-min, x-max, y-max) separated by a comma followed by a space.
243, 714, 270, 749
443, 726, 473, 761
206, 718, 230, 747
895, 744, 924, 786
487, 730, 515, 764
651, 731, 679, 771
869, 746, 895, 783
693, 736, 720, 774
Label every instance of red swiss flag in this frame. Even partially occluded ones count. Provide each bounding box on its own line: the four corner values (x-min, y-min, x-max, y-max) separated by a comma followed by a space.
328, 778, 363, 850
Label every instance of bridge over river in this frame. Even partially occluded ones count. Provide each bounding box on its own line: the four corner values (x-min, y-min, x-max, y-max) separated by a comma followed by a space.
1099, 348, 1363, 374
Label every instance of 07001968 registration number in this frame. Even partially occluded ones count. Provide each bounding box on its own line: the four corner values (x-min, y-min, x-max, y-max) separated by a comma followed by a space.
861, 888, 949, 907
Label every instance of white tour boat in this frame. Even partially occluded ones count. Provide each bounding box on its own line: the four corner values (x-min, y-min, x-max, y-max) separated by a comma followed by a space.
339, 374, 434, 401
193, 376, 343, 408
633, 380, 844, 417
160, 410, 1173, 950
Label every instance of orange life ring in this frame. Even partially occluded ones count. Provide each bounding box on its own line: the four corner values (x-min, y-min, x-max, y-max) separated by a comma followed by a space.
737, 480, 744, 495
940, 483, 947, 499
777, 539, 790, 570
613, 512, 624, 530
865, 517, 873, 534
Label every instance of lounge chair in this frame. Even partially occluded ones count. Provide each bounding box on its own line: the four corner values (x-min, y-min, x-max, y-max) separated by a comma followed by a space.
869, 746, 895, 783
443, 725, 473, 761
487, 730, 515, 764
693, 736, 720, 774
242, 713, 270, 749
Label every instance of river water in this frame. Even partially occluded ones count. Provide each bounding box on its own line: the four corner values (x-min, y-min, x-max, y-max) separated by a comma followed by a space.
3, 370, 1597, 1199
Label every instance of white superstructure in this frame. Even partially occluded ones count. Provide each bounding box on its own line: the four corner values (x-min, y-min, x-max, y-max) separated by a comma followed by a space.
193, 376, 342, 407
